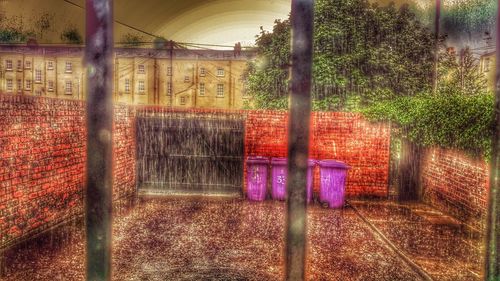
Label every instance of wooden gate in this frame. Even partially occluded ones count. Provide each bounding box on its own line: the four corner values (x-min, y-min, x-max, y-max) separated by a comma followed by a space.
136, 116, 244, 195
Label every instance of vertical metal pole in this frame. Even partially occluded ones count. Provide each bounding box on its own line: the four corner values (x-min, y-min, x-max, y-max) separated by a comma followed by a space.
285, 0, 314, 280
85, 1, 113, 280
484, 0, 500, 280
485, 1, 500, 279
432, 0, 441, 93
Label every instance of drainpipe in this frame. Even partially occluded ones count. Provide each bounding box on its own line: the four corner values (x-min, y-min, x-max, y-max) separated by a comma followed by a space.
114, 54, 118, 102
229, 60, 232, 108
153, 57, 158, 105
169, 41, 173, 107
285, 0, 314, 280
194, 61, 198, 108
85, 0, 113, 280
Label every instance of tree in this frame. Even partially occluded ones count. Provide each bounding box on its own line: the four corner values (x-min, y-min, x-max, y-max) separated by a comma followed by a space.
0, 13, 54, 44
0, 15, 31, 43
438, 47, 487, 95
246, 22, 291, 109
61, 26, 83, 45
246, 0, 435, 110
120, 33, 144, 47
33, 13, 54, 40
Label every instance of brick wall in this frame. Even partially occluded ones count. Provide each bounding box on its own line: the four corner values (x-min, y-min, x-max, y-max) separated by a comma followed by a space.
0, 94, 136, 249
421, 147, 489, 231
113, 104, 136, 201
136, 108, 391, 197
1, 103, 390, 248
244, 111, 391, 197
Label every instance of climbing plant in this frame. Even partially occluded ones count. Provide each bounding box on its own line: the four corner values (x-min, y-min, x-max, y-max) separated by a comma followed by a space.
362, 92, 494, 158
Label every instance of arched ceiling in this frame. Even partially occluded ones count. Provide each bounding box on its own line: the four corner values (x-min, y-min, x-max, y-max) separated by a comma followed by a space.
3, 0, 491, 49
0, 0, 291, 47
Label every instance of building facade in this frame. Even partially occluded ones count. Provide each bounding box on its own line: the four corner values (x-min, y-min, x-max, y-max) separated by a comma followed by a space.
479, 51, 495, 91
0, 45, 255, 109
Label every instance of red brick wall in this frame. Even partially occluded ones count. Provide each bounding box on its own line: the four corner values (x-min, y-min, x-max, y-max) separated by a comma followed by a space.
1, 103, 390, 247
244, 111, 391, 197
0, 95, 136, 248
421, 147, 489, 231
113, 104, 136, 201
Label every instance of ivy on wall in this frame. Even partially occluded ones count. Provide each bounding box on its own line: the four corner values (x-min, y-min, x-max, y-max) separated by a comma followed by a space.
362, 92, 494, 158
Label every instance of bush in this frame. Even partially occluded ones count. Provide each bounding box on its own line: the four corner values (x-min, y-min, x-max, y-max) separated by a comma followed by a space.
362, 92, 495, 157
60, 27, 82, 45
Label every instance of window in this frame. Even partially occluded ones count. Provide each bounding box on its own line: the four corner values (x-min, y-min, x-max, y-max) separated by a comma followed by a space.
217, 84, 224, 97
124, 79, 130, 93
25, 60, 31, 69
167, 67, 172, 76
138, 64, 145, 74
199, 83, 205, 96
35, 90, 42, 96
484, 58, 491, 72
16, 60, 22, 70
217, 68, 224, 77
6, 79, 13, 92
48, 80, 54, 92
167, 83, 172, 95
138, 80, 145, 93
65, 81, 72, 94
200, 67, 206, 77
25, 80, 32, 91
65, 62, 72, 73
35, 70, 42, 83
47, 61, 54, 70
180, 96, 186, 105
17, 79, 22, 92
184, 76, 190, 83
5, 60, 12, 71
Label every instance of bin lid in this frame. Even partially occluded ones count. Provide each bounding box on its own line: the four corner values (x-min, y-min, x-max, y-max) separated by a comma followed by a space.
247, 156, 269, 164
271, 158, 316, 167
271, 157, 287, 165
318, 160, 350, 169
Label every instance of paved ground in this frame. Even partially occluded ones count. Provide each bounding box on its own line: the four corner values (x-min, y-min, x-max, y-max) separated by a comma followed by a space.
350, 200, 484, 281
2, 198, 483, 280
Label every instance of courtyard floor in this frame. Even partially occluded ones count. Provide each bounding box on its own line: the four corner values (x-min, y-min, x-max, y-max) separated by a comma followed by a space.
2, 197, 484, 280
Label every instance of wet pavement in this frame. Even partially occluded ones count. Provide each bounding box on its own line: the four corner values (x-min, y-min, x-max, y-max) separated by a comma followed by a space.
2, 198, 483, 280
350, 199, 484, 281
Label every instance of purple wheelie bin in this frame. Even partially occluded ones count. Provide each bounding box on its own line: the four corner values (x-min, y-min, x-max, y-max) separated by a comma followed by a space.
246, 156, 269, 201
271, 158, 315, 202
318, 160, 350, 208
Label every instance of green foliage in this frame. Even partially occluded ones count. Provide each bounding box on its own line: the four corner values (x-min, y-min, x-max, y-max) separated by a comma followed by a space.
60, 27, 82, 45
246, 0, 435, 110
120, 33, 145, 47
0, 15, 31, 43
362, 92, 494, 157
0, 13, 54, 43
0, 28, 28, 43
438, 47, 487, 95
153, 37, 168, 49
247, 20, 291, 104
